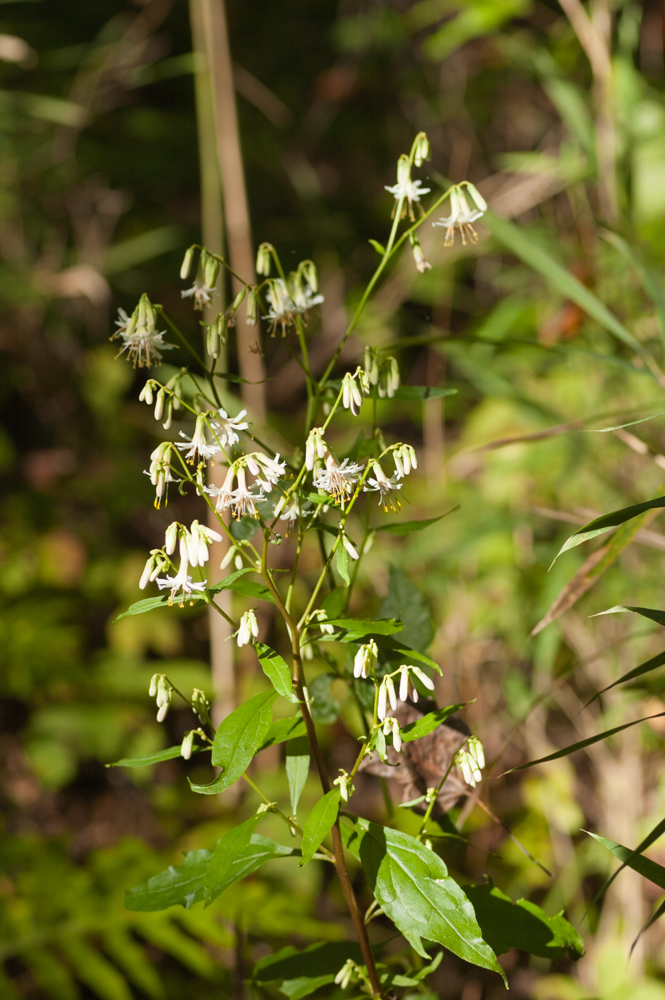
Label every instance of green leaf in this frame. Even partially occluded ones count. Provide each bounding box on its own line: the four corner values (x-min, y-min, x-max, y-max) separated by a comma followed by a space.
400, 704, 468, 743
593, 605, 665, 628
380, 567, 434, 652
323, 617, 404, 639
125, 835, 299, 911
285, 736, 310, 817
506, 712, 665, 772
368, 239, 386, 256
189, 690, 276, 794
258, 715, 307, 751
374, 636, 441, 671
335, 541, 350, 585
255, 642, 296, 700
102, 927, 165, 999
465, 881, 584, 960
553, 496, 665, 561
203, 814, 261, 904
300, 788, 341, 865
587, 832, 665, 890
391, 385, 458, 400
107, 745, 209, 768
585, 649, 665, 707
344, 818, 505, 980
375, 510, 457, 536
484, 210, 646, 356
584, 817, 665, 915
114, 595, 174, 621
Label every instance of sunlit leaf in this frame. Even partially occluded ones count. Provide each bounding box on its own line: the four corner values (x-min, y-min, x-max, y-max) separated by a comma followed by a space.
506, 713, 665, 772
300, 788, 340, 865
375, 509, 457, 535
391, 386, 458, 400
189, 690, 276, 794
285, 736, 310, 818
256, 642, 297, 701
585, 649, 665, 707
400, 704, 468, 743
587, 832, 665, 890
107, 745, 209, 768
258, 715, 306, 751
553, 496, 665, 561
344, 818, 505, 980
593, 605, 665, 628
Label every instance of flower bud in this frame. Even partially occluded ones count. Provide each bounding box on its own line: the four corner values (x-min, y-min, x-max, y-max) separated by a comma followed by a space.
413, 131, 430, 167
180, 246, 196, 280
181, 730, 195, 760
256, 242, 273, 277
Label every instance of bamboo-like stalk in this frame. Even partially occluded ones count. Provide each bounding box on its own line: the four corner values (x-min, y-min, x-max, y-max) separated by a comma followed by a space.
189, 0, 235, 730
199, 0, 267, 422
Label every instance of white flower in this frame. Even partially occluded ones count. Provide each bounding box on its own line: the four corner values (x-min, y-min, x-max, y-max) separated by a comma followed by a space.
313, 454, 363, 501
147, 442, 178, 508
236, 609, 259, 647
354, 640, 378, 679
139, 548, 170, 590
365, 462, 402, 513
333, 770, 354, 803
229, 467, 264, 518
263, 276, 324, 336
245, 452, 286, 493
309, 610, 336, 635
382, 715, 403, 753
341, 372, 363, 416
433, 186, 485, 247
385, 171, 431, 220
455, 736, 485, 788
181, 280, 216, 310
181, 730, 195, 760
305, 428, 327, 471
206, 465, 237, 513
377, 675, 398, 721
210, 407, 249, 448
149, 673, 173, 722
392, 444, 418, 478
156, 560, 206, 606
186, 520, 223, 567
274, 493, 308, 523
175, 414, 220, 465
111, 297, 174, 368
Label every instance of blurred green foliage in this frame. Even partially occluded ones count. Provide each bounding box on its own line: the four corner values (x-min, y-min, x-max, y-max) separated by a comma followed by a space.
3, 0, 665, 997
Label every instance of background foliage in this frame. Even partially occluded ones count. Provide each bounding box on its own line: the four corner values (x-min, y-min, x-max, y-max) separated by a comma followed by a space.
2, 0, 665, 997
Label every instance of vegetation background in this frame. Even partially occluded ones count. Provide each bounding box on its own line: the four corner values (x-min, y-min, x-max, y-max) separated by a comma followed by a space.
2, 0, 665, 997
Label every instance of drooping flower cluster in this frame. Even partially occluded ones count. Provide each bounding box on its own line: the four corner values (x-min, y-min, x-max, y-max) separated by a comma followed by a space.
140, 520, 222, 606
111, 295, 174, 368
433, 183, 487, 247
454, 736, 486, 788
376, 663, 436, 721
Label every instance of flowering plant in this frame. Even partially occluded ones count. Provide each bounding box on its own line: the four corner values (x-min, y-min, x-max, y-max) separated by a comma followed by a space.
110, 134, 581, 997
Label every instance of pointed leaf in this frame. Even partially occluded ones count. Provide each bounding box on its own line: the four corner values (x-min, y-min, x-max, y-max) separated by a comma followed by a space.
593, 605, 665, 628
335, 542, 350, 586
584, 816, 665, 914
300, 788, 341, 865
368, 239, 386, 256
108, 745, 209, 768
380, 567, 434, 652
586, 649, 665, 707
465, 881, 583, 960
189, 690, 276, 794
252, 941, 362, 986
375, 510, 457, 536
400, 704, 468, 743
506, 712, 665, 772
344, 818, 505, 980
126, 835, 299, 912
115, 596, 175, 621
553, 496, 665, 561
285, 736, 310, 817
256, 642, 297, 701
587, 832, 665, 890
203, 815, 261, 904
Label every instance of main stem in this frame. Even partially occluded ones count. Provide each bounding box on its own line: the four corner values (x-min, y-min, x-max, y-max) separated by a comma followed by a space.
290, 638, 383, 998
